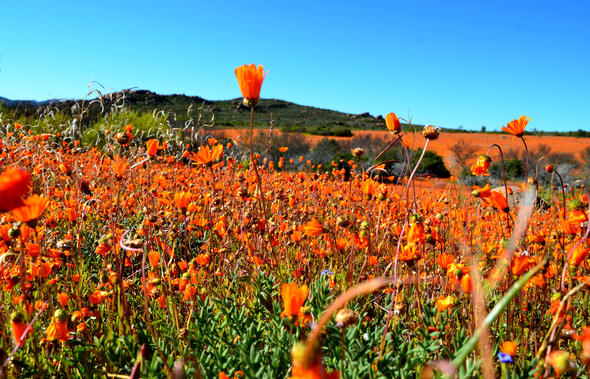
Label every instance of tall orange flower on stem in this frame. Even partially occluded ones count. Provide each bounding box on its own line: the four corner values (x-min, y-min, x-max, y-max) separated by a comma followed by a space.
502, 115, 531, 179
501, 116, 529, 138
385, 112, 401, 134
235, 64, 267, 107
0, 168, 31, 212
235, 63, 268, 218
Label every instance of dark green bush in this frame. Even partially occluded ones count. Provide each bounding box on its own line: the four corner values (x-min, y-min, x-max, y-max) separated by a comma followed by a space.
490, 158, 524, 179
410, 150, 451, 178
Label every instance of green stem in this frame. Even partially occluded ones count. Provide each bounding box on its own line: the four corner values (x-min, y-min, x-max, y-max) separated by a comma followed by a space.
249, 105, 268, 219
521, 137, 529, 181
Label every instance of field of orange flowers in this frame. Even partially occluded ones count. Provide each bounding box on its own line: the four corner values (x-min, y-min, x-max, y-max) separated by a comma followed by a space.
0, 65, 589, 378
209, 128, 590, 171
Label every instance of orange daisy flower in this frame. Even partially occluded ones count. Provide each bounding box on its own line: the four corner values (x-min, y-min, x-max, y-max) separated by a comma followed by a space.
500, 341, 518, 357
12, 194, 49, 227
57, 292, 69, 307
0, 168, 31, 212
112, 157, 129, 180
174, 191, 192, 210
304, 219, 324, 237
280, 283, 309, 319
502, 115, 530, 138
190, 144, 224, 167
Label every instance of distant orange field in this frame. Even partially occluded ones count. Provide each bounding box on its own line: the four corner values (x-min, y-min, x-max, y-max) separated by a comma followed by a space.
210, 128, 590, 168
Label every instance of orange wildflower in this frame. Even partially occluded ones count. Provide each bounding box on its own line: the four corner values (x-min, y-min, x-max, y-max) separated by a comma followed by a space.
461, 274, 472, 294
112, 157, 128, 180
502, 115, 530, 138
511, 255, 535, 276
546, 350, 570, 377
335, 237, 347, 251
569, 244, 590, 266
174, 191, 192, 210
470, 154, 491, 176
280, 283, 308, 319
472, 184, 492, 199
219, 371, 244, 379
191, 144, 224, 167
500, 341, 517, 357
195, 253, 210, 266
279, 146, 289, 153
145, 139, 159, 157
11, 311, 30, 347
88, 289, 108, 305
289, 363, 339, 379
407, 222, 425, 244
157, 295, 167, 309
399, 242, 421, 262
361, 178, 377, 196
148, 250, 160, 267
368, 255, 379, 266
435, 295, 454, 312
12, 194, 49, 226
304, 219, 324, 237
575, 326, 590, 364
0, 168, 31, 212
436, 253, 454, 270
385, 112, 401, 134
235, 64, 267, 106
46, 310, 71, 342
486, 190, 509, 213
57, 292, 69, 307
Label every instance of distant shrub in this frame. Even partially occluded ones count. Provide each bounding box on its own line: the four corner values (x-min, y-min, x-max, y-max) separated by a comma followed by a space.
279, 125, 352, 137
410, 150, 450, 178
490, 158, 524, 180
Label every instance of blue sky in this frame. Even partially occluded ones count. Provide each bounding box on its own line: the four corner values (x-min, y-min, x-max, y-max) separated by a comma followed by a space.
0, 0, 588, 131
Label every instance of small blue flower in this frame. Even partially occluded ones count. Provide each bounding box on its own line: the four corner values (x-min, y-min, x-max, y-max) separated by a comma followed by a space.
498, 352, 513, 364
320, 269, 333, 276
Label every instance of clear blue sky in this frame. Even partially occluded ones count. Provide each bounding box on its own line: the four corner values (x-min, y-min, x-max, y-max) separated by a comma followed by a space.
1, 0, 588, 131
